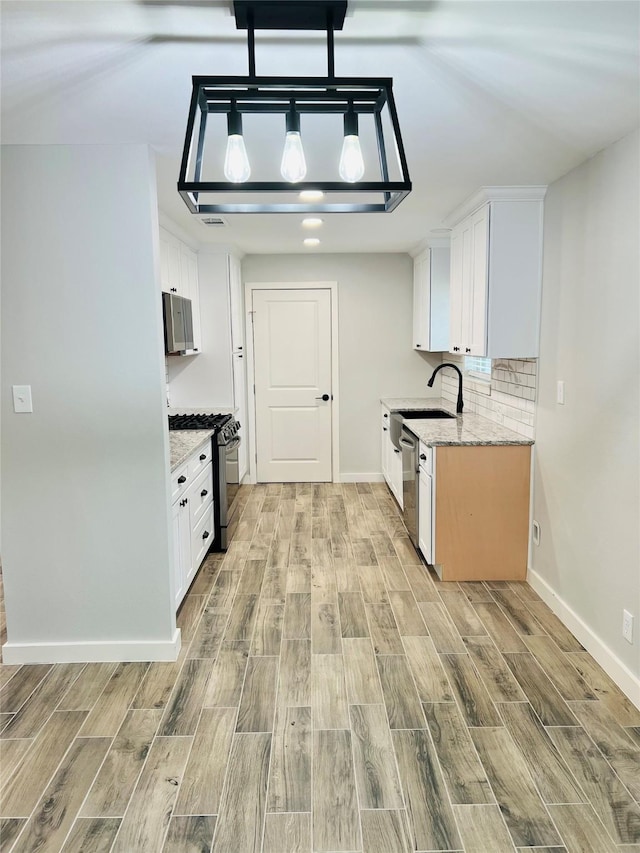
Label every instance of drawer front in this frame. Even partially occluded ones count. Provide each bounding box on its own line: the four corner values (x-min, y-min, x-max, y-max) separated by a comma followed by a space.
191, 504, 214, 579
171, 462, 189, 504
419, 443, 433, 474
190, 464, 214, 527
189, 439, 214, 482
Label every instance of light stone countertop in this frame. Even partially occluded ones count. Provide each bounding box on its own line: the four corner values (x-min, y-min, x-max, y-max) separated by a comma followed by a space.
169, 430, 215, 472
380, 397, 533, 447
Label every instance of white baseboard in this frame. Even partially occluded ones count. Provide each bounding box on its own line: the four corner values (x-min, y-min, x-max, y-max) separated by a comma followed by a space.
340, 472, 385, 483
2, 628, 182, 665
527, 569, 640, 709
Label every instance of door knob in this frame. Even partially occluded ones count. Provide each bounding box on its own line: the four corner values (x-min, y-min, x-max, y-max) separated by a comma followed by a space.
315, 394, 330, 401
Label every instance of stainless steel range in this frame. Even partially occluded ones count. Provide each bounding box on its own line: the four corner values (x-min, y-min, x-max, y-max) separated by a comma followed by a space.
168, 413, 241, 550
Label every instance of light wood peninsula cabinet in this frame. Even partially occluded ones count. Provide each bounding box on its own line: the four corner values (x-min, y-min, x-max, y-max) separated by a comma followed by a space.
419, 440, 532, 581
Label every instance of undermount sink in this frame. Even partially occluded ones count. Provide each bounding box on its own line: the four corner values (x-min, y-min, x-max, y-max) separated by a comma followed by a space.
396, 409, 456, 419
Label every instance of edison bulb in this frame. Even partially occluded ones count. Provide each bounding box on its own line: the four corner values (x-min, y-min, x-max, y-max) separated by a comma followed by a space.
280, 131, 307, 183
224, 134, 251, 183
339, 134, 365, 183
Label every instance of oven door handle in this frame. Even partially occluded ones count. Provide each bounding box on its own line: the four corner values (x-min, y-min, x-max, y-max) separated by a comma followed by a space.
225, 436, 241, 452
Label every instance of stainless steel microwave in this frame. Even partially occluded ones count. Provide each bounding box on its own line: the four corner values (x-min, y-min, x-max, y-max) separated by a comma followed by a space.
162, 292, 195, 355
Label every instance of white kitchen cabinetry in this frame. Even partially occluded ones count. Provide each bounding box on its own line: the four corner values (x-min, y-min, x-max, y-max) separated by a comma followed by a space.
159, 226, 202, 354
418, 467, 433, 564
171, 441, 215, 608
446, 186, 546, 359
228, 255, 249, 483
413, 245, 450, 352
381, 405, 403, 509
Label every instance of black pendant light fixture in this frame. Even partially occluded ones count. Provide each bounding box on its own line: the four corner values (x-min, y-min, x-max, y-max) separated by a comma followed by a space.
178, 0, 412, 214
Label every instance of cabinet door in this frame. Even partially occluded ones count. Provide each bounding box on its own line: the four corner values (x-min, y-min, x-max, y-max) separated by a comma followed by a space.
172, 500, 185, 606
179, 499, 192, 600
381, 407, 391, 487
167, 237, 182, 297
412, 250, 430, 351
429, 246, 450, 352
233, 352, 249, 482
466, 206, 489, 356
228, 254, 244, 353
418, 468, 433, 563
186, 249, 202, 352
390, 443, 403, 510
449, 225, 464, 354
159, 228, 171, 293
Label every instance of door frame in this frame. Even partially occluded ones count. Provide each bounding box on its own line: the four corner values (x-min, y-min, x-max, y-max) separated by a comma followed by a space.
244, 281, 340, 484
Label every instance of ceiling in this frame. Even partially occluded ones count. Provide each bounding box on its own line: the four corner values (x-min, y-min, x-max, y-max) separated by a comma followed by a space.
2, 0, 638, 254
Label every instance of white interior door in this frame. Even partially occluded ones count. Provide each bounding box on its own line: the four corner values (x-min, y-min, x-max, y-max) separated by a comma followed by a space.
253, 288, 333, 482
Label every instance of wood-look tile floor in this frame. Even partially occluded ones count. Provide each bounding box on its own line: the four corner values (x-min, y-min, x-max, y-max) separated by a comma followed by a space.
1, 481, 639, 853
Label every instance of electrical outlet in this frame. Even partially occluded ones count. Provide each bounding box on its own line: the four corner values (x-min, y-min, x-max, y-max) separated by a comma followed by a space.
532, 520, 541, 546
622, 610, 634, 644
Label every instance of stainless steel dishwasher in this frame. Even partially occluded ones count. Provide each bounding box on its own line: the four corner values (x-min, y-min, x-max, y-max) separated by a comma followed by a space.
399, 426, 419, 547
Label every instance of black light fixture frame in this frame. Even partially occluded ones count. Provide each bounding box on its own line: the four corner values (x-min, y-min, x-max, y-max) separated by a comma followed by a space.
177, 1, 412, 214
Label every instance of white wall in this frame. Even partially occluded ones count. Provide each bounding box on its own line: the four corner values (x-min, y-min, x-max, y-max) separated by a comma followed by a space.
241, 253, 442, 478
167, 251, 234, 409
532, 129, 640, 692
1, 144, 177, 662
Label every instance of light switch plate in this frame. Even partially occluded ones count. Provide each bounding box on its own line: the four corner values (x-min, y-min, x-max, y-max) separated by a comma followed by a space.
557, 380, 565, 405
12, 385, 33, 413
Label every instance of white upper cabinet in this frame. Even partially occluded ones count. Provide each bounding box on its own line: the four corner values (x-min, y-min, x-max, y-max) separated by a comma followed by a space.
159, 225, 202, 354
412, 245, 450, 352
446, 186, 546, 359
228, 254, 244, 354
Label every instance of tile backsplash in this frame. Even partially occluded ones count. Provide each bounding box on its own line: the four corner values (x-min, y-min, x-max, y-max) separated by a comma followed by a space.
441, 355, 537, 439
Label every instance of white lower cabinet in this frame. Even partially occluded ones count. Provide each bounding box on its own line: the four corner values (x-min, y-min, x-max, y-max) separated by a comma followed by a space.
381, 404, 403, 510
190, 504, 214, 587
171, 441, 215, 608
418, 467, 433, 564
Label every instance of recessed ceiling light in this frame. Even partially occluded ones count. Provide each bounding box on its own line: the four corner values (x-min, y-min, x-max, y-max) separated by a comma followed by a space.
299, 191, 324, 201
302, 218, 323, 228
304, 238, 321, 247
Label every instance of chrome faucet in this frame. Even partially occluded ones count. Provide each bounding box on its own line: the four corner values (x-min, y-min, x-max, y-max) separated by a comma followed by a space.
427, 363, 464, 414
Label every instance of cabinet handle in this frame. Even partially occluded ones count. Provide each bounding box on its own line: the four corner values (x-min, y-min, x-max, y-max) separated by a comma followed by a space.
394, 448, 400, 454
237, 354, 243, 358
416, 344, 421, 348
453, 346, 460, 352
465, 347, 471, 353
383, 427, 388, 431
170, 287, 177, 293
383, 413, 388, 418
177, 475, 187, 484
199, 453, 206, 461
238, 346, 243, 350
315, 394, 330, 401
420, 453, 427, 461
201, 489, 208, 497
202, 530, 210, 540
